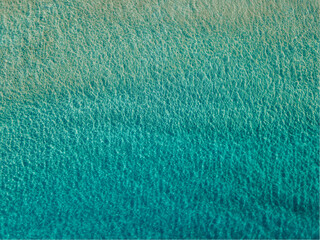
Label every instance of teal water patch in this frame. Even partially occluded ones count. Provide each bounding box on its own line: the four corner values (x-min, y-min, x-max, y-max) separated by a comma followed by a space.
0, 97, 318, 238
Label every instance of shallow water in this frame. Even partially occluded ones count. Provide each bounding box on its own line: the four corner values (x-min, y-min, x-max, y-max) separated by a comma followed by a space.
0, 0, 319, 238
1, 97, 318, 238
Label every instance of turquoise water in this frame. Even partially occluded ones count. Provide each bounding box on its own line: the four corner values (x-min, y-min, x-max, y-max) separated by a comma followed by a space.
0, 0, 319, 238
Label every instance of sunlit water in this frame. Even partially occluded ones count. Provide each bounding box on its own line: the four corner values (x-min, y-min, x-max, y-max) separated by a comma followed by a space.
0, 0, 319, 238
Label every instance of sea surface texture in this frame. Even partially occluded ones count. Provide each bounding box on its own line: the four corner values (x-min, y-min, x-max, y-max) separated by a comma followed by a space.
0, 0, 319, 238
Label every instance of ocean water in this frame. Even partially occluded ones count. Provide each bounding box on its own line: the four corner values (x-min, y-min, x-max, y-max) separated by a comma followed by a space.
0, 0, 319, 238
